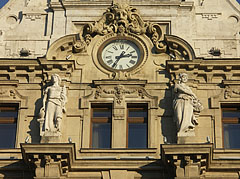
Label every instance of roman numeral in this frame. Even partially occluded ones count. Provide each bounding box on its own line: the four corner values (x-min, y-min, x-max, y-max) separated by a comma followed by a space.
120, 44, 124, 49
119, 65, 123, 69
106, 56, 112, 59
130, 50, 135, 54
107, 50, 113, 53
132, 56, 137, 59
107, 60, 113, 64
126, 46, 130, 51
129, 60, 136, 64
112, 46, 118, 50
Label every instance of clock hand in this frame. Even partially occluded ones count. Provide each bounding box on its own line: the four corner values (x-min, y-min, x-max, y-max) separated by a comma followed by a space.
115, 51, 126, 59
112, 57, 121, 68
121, 54, 132, 58
112, 51, 126, 68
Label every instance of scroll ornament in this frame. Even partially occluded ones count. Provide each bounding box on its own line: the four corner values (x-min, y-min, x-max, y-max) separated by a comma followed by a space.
73, 3, 166, 54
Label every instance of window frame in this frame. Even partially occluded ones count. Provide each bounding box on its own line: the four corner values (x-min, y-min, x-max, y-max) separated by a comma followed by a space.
0, 103, 19, 149
221, 104, 240, 149
90, 103, 112, 148
126, 103, 148, 148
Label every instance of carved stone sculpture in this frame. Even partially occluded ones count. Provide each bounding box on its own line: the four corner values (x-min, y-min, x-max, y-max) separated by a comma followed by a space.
173, 73, 203, 136
73, 2, 166, 54
38, 74, 67, 138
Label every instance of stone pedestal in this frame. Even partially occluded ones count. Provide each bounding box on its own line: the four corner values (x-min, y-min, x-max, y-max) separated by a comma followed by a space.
177, 131, 195, 144
40, 131, 61, 143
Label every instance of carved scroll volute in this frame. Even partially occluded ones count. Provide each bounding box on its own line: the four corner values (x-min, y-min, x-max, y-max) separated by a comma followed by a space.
147, 23, 166, 53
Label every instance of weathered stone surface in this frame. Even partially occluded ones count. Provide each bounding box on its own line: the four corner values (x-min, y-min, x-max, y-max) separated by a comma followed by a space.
0, 0, 240, 178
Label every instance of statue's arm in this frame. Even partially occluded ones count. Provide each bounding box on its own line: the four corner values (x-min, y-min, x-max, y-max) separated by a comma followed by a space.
61, 85, 67, 113
42, 88, 48, 110
175, 84, 197, 98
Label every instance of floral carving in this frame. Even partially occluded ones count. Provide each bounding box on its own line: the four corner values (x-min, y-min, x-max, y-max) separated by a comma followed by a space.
103, 85, 135, 104
0, 89, 16, 99
0, 89, 8, 96
95, 86, 102, 99
73, 3, 165, 54
224, 86, 240, 99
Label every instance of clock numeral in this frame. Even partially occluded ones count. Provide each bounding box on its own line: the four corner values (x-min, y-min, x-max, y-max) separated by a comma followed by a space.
107, 50, 113, 53
107, 60, 113, 64
132, 56, 137, 59
119, 65, 123, 69
130, 50, 135, 54
112, 46, 118, 51
126, 46, 130, 51
126, 64, 130, 68
120, 44, 124, 49
129, 60, 136, 64
106, 56, 112, 59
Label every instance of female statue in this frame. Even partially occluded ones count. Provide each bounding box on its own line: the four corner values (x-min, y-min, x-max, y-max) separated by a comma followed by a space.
173, 73, 203, 135
40, 74, 67, 133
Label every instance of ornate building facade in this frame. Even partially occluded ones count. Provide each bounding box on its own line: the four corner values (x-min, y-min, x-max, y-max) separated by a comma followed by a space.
0, 0, 240, 178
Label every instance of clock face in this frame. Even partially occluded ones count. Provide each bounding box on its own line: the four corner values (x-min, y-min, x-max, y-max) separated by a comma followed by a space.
99, 39, 142, 71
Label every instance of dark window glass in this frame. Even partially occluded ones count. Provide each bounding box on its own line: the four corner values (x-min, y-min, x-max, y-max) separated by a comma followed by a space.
222, 105, 240, 149
127, 104, 148, 148
0, 104, 18, 148
91, 104, 112, 148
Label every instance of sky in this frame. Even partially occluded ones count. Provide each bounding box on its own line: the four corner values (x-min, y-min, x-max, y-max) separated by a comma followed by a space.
0, 0, 9, 8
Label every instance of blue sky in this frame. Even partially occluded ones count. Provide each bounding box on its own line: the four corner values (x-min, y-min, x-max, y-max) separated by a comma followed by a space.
0, 0, 9, 8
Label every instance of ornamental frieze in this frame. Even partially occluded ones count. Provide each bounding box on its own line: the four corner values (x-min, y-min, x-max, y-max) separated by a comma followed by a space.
92, 84, 158, 107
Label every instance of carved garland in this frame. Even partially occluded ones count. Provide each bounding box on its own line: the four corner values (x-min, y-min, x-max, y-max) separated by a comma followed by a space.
94, 85, 157, 105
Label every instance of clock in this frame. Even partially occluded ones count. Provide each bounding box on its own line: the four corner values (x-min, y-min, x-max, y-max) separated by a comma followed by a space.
97, 36, 144, 71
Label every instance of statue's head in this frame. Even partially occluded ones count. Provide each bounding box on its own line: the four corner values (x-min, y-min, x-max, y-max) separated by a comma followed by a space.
179, 73, 188, 83
51, 74, 61, 85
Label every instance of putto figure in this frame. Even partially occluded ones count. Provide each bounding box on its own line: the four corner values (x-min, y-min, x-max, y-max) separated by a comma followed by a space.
173, 73, 203, 136
40, 74, 67, 134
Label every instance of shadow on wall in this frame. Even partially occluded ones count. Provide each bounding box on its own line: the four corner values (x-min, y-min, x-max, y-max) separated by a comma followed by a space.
28, 98, 42, 144
0, 160, 34, 178
159, 83, 177, 144
138, 160, 175, 179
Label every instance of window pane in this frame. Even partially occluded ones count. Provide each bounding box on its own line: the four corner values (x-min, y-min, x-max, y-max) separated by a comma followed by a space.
0, 104, 18, 148
92, 123, 111, 148
224, 124, 240, 149
0, 124, 17, 148
128, 123, 147, 148
93, 108, 112, 118
0, 112, 18, 118
91, 104, 112, 148
222, 111, 240, 118
128, 108, 147, 118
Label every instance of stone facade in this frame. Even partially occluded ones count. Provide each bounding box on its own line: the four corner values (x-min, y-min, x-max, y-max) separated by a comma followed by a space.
0, 0, 240, 178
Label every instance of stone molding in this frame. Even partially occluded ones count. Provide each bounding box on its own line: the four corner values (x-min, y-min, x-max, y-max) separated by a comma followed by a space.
0, 86, 28, 108
21, 143, 75, 178
210, 80, 240, 109
162, 144, 212, 178
167, 58, 240, 84
81, 79, 158, 109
